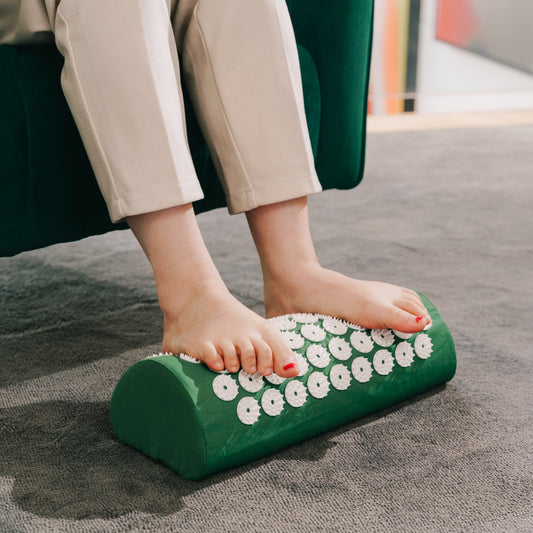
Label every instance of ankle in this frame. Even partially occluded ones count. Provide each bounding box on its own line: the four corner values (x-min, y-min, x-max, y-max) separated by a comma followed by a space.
246, 197, 322, 282
262, 260, 325, 318
262, 257, 321, 287
158, 275, 229, 322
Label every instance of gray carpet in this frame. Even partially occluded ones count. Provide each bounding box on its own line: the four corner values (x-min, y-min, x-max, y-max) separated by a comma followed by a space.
1, 125, 531, 532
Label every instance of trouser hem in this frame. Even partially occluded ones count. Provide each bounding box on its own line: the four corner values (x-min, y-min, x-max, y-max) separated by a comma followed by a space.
109, 179, 205, 223
227, 173, 323, 214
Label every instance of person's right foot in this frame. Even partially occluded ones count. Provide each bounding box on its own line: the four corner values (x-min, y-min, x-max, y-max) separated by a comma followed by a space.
263, 263, 430, 333
161, 280, 299, 378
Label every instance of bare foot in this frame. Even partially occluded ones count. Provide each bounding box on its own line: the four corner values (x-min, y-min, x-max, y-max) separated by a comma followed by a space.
263, 262, 430, 333
246, 197, 431, 334
126, 204, 299, 378
162, 280, 299, 377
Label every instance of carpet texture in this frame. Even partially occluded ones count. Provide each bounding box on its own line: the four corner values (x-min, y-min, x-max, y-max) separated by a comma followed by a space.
1, 125, 531, 532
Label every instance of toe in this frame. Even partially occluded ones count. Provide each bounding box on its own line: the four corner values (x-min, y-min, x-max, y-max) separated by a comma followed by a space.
197, 341, 224, 372
253, 338, 274, 376
388, 306, 430, 333
402, 290, 423, 305
219, 342, 240, 373
397, 297, 429, 320
402, 290, 429, 311
237, 340, 257, 374
264, 329, 299, 378
403, 288, 423, 302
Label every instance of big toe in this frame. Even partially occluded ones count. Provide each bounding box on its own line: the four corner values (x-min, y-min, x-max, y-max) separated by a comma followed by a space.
389, 306, 430, 333
264, 332, 299, 379
275, 357, 299, 379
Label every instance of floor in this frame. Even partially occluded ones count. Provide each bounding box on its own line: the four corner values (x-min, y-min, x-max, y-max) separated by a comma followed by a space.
1, 113, 532, 532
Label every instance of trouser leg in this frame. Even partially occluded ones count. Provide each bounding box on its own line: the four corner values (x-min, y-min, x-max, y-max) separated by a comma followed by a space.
3, 0, 322, 220
172, 0, 322, 214
3, 0, 204, 223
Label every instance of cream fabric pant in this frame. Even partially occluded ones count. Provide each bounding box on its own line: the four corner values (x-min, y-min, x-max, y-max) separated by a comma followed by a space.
0, 0, 322, 222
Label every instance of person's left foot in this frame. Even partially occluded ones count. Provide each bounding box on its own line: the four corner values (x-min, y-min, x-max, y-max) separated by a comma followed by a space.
263, 262, 430, 333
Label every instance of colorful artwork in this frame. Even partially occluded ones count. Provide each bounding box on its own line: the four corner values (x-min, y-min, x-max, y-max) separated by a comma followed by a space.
369, 0, 533, 115
437, 0, 533, 75
369, 0, 420, 114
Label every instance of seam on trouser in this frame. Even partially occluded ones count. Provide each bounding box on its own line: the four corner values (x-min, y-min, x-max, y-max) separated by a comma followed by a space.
55, 5, 122, 210
271, 0, 316, 166
110, 179, 204, 223
189, 3, 254, 195
227, 173, 323, 214
136, 0, 198, 203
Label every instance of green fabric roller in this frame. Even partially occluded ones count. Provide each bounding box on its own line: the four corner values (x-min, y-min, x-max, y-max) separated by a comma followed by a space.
110, 294, 456, 480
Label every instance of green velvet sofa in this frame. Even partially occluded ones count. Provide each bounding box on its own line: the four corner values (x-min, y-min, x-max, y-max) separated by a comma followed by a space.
0, 1, 374, 257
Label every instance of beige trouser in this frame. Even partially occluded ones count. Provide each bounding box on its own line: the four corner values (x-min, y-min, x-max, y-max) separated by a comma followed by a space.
0, 0, 322, 222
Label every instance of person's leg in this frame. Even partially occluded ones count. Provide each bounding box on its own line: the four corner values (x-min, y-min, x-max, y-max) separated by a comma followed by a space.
50, 0, 204, 223
8, 0, 298, 377
173, 0, 323, 214
173, 0, 429, 332
126, 204, 298, 378
246, 197, 430, 333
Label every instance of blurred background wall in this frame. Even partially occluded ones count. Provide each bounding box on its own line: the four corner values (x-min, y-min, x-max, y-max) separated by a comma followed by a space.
368, 0, 533, 114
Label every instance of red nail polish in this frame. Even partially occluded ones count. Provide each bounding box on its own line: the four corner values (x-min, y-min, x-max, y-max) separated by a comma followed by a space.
415, 316, 424, 323
283, 362, 296, 370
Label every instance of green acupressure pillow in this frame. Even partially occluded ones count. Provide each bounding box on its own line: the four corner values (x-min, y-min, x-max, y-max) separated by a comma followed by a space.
110, 294, 456, 480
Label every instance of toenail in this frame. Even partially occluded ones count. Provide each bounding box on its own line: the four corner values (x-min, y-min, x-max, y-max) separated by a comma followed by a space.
264, 368, 273, 375
249, 366, 256, 374
415, 316, 424, 323
283, 362, 296, 370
